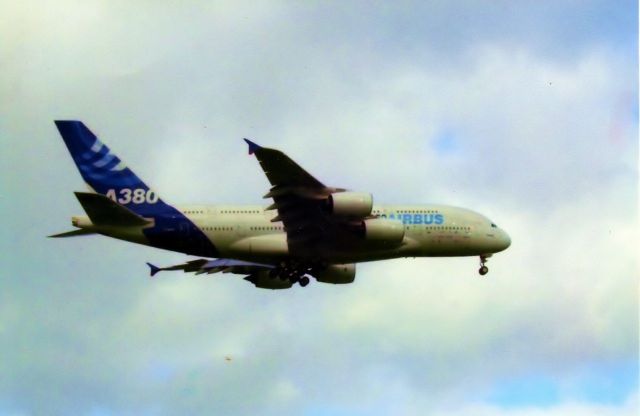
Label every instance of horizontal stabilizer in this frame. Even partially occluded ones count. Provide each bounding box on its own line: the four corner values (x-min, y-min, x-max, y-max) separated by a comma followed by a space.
75, 192, 151, 226
48, 229, 96, 238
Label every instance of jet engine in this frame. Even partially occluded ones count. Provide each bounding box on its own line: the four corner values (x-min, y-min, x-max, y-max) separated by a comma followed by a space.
314, 264, 356, 284
359, 218, 405, 247
244, 270, 293, 290
328, 192, 373, 217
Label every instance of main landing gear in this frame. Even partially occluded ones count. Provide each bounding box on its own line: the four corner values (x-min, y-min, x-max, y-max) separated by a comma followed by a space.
289, 273, 310, 287
272, 261, 313, 287
479, 255, 491, 276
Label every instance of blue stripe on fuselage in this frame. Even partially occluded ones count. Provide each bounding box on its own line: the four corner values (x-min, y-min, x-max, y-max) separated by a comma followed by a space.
143, 210, 217, 258
380, 213, 444, 225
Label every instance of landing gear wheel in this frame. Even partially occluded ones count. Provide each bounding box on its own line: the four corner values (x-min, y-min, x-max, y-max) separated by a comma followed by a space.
478, 255, 491, 276
288, 273, 300, 283
299, 276, 310, 287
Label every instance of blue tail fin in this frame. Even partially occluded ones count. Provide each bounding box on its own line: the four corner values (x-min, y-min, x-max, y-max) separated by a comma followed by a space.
55, 120, 171, 216
56, 120, 218, 258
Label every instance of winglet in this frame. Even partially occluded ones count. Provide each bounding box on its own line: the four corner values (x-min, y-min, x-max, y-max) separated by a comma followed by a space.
146, 262, 161, 277
243, 138, 261, 155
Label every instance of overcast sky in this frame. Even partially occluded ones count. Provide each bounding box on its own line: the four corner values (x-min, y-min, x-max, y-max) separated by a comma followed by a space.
1, 1, 638, 415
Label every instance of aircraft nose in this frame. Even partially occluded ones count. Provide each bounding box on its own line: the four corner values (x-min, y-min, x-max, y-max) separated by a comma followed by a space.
499, 229, 511, 250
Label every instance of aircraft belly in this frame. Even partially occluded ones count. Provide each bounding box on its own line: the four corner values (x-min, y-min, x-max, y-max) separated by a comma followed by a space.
223, 234, 289, 263
206, 226, 485, 263
96, 225, 148, 244
419, 232, 481, 256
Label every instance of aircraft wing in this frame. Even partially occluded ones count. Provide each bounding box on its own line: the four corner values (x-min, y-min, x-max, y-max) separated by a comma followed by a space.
243, 139, 326, 189
146, 258, 274, 276
243, 139, 350, 255
146, 259, 295, 289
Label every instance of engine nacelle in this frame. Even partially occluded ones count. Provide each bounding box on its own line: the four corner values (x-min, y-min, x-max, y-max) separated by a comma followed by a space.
360, 218, 405, 247
244, 271, 293, 290
328, 192, 373, 217
314, 264, 356, 284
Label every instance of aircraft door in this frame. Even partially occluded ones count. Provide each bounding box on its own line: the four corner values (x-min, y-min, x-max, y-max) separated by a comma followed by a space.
236, 222, 249, 238
179, 220, 211, 253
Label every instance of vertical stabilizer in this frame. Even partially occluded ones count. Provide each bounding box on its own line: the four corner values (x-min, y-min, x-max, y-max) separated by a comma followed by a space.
54, 120, 171, 216
55, 120, 218, 257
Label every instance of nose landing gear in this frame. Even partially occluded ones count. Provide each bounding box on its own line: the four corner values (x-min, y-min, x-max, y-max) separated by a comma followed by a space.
479, 255, 491, 276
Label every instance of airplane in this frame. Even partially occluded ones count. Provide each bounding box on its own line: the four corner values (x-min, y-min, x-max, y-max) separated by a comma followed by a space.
51, 120, 511, 289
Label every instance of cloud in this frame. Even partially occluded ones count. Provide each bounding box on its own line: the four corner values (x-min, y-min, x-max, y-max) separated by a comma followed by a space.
431, 392, 639, 416
0, 1, 637, 415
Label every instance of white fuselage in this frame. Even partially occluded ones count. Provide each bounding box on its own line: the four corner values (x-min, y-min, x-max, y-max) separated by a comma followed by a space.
92, 203, 510, 264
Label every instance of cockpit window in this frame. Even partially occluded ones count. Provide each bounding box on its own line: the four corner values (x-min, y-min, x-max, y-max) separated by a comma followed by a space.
491, 223, 497, 228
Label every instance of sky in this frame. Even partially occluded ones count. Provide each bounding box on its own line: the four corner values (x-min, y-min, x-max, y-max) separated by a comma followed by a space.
1, 1, 638, 415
